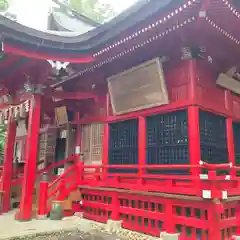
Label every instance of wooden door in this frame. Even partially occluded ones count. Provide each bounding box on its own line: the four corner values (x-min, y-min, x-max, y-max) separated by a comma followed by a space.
82, 123, 104, 166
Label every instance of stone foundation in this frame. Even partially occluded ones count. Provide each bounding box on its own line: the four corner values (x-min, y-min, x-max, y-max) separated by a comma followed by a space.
106, 220, 122, 233
36, 214, 48, 220
160, 232, 180, 240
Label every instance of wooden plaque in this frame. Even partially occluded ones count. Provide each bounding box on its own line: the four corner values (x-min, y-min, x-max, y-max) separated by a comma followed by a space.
217, 73, 240, 95
107, 58, 169, 115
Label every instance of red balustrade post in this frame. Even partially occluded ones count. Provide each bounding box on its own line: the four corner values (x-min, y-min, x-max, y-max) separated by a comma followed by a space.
77, 161, 84, 185
188, 106, 201, 178
208, 200, 222, 240
226, 118, 235, 176
208, 170, 221, 199
236, 203, 240, 235
16, 95, 41, 221
1, 116, 16, 213
111, 192, 120, 221
138, 116, 146, 184
163, 200, 175, 234
37, 173, 48, 218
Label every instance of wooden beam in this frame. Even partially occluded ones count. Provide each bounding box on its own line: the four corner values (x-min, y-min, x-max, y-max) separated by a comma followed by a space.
50, 91, 99, 102
0, 57, 28, 80
3, 42, 94, 63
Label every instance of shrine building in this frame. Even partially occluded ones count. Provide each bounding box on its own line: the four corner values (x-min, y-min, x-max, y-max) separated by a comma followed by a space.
0, 0, 239, 239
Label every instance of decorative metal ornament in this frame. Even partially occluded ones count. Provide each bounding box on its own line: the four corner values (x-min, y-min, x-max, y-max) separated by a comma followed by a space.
181, 46, 206, 60
23, 78, 34, 93
47, 60, 70, 71
181, 47, 192, 60
47, 60, 70, 76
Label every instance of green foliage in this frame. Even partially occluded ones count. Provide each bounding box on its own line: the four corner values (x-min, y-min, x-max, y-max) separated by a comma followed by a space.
0, 0, 8, 12
0, 125, 5, 163
66, 0, 116, 23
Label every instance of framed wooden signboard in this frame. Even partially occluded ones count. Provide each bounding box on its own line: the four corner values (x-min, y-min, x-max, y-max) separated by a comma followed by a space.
107, 58, 169, 115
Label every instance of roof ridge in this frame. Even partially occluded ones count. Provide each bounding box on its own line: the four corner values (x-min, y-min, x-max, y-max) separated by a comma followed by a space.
51, 0, 100, 27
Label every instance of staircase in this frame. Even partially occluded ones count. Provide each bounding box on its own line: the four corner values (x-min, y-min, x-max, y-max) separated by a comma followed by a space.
5, 154, 82, 219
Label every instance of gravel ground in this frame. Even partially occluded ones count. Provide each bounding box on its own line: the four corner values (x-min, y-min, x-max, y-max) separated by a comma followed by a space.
7, 230, 123, 240
0, 212, 158, 240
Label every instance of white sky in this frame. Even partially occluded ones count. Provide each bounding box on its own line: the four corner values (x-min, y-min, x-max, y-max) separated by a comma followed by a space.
8, 0, 138, 30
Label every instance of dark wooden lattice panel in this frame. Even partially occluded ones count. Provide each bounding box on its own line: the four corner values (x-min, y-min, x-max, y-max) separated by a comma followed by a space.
146, 110, 189, 174
109, 119, 138, 173
233, 122, 240, 165
199, 111, 228, 164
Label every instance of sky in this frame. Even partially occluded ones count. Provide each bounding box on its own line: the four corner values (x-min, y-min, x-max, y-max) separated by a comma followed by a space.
8, 0, 138, 30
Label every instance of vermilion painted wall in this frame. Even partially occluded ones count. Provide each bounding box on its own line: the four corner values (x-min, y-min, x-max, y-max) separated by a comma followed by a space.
78, 59, 239, 122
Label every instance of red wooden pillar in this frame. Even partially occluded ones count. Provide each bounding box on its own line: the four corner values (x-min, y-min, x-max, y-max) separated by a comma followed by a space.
188, 106, 201, 176
102, 122, 109, 178
226, 118, 235, 175
1, 116, 16, 213
16, 95, 41, 221
188, 59, 197, 104
187, 59, 201, 177
37, 173, 48, 218
138, 116, 146, 181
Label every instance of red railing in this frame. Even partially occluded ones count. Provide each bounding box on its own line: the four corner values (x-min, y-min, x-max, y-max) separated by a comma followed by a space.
78, 162, 240, 240
10, 154, 78, 186
47, 164, 78, 199
79, 161, 240, 199
37, 155, 81, 216
0, 154, 79, 216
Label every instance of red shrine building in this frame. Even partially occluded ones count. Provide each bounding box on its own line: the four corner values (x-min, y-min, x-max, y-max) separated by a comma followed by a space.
0, 0, 239, 239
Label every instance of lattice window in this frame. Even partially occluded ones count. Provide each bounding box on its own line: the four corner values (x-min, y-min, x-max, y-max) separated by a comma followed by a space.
146, 110, 189, 174
233, 122, 240, 165
82, 123, 104, 165
199, 111, 228, 164
109, 119, 138, 173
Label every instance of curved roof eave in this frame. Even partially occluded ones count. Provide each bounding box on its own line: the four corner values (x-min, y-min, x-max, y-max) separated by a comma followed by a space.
0, 0, 180, 54
50, 10, 96, 33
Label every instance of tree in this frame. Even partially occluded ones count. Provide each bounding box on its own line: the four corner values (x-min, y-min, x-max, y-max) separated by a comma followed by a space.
65, 0, 116, 23
0, 0, 9, 12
